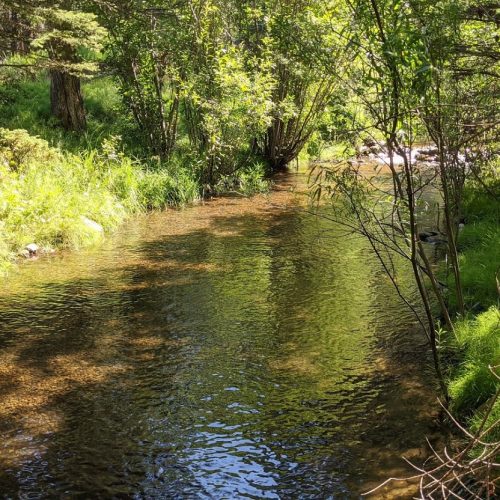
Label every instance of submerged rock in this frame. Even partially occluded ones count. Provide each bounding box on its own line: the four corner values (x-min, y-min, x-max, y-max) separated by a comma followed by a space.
419, 231, 448, 245
416, 147, 439, 163
416, 154, 439, 163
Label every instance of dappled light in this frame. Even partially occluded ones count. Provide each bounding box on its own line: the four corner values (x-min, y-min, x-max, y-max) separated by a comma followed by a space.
0, 171, 442, 496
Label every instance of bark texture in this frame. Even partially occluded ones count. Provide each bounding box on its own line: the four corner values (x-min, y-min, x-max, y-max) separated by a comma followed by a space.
50, 70, 86, 131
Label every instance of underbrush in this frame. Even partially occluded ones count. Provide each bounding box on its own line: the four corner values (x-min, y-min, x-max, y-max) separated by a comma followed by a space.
448, 308, 499, 406
0, 73, 133, 152
457, 223, 500, 309
0, 129, 201, 270
447, 308, 499, 444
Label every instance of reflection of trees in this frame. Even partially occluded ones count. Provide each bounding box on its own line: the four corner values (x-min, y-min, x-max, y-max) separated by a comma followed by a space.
0, 188, 436, 497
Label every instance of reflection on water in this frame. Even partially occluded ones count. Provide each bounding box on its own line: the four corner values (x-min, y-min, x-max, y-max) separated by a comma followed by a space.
0, 172, 439, 498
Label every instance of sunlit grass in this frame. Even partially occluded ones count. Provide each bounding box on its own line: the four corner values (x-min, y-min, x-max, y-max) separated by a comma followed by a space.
447, 181, 500, 446
0, 75, 270, 272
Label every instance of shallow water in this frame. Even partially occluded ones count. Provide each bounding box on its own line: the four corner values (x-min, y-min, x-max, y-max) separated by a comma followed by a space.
0, 171, 439, 498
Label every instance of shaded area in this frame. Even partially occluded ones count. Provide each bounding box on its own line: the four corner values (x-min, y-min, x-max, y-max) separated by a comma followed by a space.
0, 172, 440, 498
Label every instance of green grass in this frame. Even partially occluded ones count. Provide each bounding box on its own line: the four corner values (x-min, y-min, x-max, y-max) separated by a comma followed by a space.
446, 181, 500, 446
0, 74, 270, 273
456, 186, 500, 310
0, 73, 135, 152
138, 166, 201, 209
448, 308, 500, 443
213, 161, 271, 196
470, 393, 499, 445
457, 223, 500, 309
448, 308, 499, 411
0, 129, 203, 264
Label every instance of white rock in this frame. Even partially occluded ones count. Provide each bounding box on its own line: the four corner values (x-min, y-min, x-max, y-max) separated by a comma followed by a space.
25, 243, 39, 255
81, 216, 104, 233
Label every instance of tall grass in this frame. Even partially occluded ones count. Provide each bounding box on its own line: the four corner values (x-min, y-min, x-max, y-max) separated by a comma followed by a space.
446, 181, 500, 445
455, 185, 500, 310
0, 128, 200, 271
448, 308, 499, 411
0, 74, 270, 272
448, 308, 500, 444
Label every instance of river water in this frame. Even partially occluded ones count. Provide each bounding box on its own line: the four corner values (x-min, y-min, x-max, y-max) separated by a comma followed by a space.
0, 171, 440, 498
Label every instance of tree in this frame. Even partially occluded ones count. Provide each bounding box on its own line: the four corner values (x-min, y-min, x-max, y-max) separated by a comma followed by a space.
234, 0, 350, 171
0, 2, 106, 131
98, 1, 183, 157
31, 6, 106, 131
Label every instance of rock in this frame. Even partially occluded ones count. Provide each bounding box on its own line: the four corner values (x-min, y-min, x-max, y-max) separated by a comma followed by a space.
25, 243, 39, 256
416, 154, 439, 163
417, 147, 439, 156
419, 231, 447, 245
359, 145, 382, 157
428, 236, 447, 245
81, 216, 104, 233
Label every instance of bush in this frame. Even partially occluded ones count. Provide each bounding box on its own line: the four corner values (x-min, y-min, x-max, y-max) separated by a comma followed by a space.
0, 135, 128, 255
0, 127, 61, 171
0, 128, 206, 272
0, 72, 276, 272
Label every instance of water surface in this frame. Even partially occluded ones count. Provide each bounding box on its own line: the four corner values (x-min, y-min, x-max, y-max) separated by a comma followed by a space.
0, 171, 439, 498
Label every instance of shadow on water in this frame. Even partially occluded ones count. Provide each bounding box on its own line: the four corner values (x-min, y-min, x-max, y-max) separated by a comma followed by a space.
0, 172, 443, 498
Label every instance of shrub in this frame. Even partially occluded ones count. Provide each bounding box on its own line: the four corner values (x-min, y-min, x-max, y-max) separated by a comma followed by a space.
0, 128, 61, 171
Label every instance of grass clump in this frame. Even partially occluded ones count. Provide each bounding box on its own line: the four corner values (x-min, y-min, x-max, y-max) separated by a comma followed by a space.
448, 308, 500, 412
138, 166, 200, 209
213, 161, 271, 196
457, 224, 500, 309
448, 184, 500, 310
448, 308, 500, 443
445, 179, 500, 447
0, 130, 128, 254
0, 129, 201, 271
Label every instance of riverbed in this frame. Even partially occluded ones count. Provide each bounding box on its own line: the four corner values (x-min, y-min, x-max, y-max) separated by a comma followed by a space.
0, 170, 440, 498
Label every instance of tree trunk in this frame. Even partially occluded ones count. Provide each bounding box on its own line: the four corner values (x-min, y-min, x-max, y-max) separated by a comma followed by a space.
50, 69, 86, 131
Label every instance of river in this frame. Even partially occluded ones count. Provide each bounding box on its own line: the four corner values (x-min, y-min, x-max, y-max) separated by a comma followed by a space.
0, 170, 440, 498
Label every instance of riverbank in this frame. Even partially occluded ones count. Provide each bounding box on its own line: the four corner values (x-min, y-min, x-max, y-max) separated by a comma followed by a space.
0, 76, 269, 274
445, 184, 500, 447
